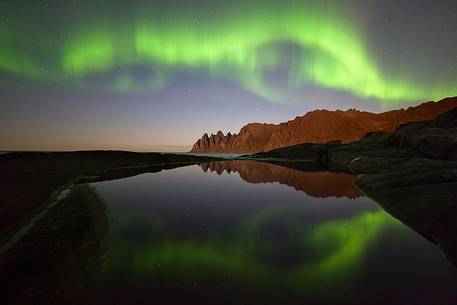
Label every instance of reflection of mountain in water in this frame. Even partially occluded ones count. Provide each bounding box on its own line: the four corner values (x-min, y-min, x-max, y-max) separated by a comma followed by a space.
200, 160, 363, 199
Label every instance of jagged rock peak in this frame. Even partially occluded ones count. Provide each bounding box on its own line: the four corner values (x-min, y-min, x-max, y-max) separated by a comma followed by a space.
190, 97, 457, 153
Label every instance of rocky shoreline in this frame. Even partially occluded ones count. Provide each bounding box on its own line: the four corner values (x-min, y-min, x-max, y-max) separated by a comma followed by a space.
243, 105, 457, 266
0, 152, 223, 305
0, 151, 221, 243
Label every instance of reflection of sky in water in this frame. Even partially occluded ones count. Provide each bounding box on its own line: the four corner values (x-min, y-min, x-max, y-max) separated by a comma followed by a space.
91, 162, 457, 304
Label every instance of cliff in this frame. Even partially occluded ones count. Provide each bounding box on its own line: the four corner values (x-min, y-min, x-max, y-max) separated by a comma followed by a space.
190, 97, 457, 153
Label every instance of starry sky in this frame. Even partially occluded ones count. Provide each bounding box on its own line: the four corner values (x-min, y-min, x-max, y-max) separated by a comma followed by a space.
1, 0, 456, 151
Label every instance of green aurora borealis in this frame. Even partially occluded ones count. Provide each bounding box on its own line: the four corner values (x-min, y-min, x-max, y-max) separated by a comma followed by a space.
2, 0, 457, 102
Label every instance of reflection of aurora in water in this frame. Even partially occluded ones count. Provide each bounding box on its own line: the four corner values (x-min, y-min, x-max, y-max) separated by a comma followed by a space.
91, 164, 457, 303
105, 208, 396, 292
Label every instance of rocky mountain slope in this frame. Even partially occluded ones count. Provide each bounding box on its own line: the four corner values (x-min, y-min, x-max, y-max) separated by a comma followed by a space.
191, 97, 457, 153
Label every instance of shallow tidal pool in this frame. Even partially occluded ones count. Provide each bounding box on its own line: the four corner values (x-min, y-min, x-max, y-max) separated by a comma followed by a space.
88, 160, 457, 305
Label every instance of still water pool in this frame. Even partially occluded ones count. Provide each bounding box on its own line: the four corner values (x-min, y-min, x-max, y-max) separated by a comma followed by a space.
89, 160, 457, 305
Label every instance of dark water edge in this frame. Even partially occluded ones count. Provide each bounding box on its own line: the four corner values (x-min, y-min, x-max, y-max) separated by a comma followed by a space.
0, 151, 219, 244
0, 152, 220, 305
0, 185, 109, 305
0, 188, 70, 256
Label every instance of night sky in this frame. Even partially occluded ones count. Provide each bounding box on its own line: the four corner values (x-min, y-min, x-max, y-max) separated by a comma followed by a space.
1, 0, 456, 151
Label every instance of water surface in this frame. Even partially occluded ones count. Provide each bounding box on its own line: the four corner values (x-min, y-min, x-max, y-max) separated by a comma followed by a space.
89, 160, 457, 305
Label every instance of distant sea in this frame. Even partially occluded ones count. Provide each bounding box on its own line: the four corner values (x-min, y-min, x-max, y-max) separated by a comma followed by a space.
0, 151, 245, 159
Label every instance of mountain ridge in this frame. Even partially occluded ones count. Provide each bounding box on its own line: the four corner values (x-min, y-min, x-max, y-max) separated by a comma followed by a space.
190, 97, 457, 153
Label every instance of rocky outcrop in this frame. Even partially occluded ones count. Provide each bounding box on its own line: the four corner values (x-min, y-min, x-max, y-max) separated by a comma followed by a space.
326, 106, 457, 172
243, 103, 457, 171
386, 107, 457, 160
191, 97, 457, 153
243, 103, 457, 267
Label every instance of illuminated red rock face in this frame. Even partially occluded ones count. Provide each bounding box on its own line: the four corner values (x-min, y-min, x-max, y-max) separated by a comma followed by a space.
200, 160, 364, 199
191, 97, 457, 153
